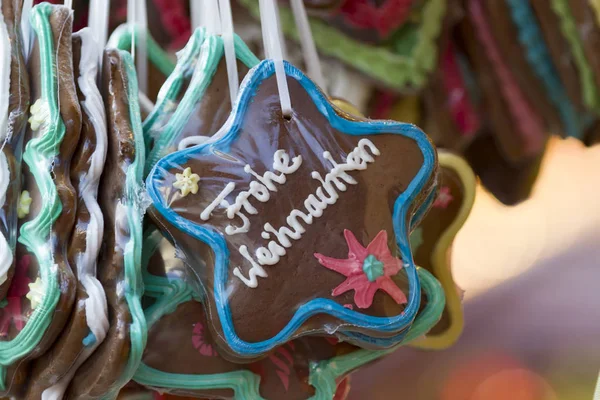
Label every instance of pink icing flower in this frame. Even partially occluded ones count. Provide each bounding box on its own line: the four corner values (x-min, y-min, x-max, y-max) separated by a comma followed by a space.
314, 230, 407, 309
191, 321, 218, 357
433, 186, 453, 209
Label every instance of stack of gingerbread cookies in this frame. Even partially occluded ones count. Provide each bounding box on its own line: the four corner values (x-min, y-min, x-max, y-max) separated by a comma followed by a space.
0, 1, 477, 399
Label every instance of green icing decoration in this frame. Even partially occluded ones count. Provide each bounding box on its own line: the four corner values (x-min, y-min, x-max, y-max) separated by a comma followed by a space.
362, 254, 384, 282
142, 28, 206, 155
107, 24, 176, 77
133, 225, 445, 400
144, 34, 259, 175
0, 3, 63, 389
238, 0, 446, 90
101, 50, 148, 400
550, 0, 600, 111
307, 267, 445, 399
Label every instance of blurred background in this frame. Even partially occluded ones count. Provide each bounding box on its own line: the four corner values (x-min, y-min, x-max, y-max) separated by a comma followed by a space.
349, 137, 600, 399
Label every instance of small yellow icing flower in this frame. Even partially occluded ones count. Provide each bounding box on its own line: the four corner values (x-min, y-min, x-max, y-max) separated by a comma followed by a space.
173, 167, 200, 197
28, 99, 50, 131
17, 190, 32, 218
26, 277, 44, 310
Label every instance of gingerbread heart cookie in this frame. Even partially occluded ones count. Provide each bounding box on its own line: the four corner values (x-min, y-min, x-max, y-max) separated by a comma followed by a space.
147, 60, 437, 360
66, 48, 147, 399
132, 227, 443, 399
0, 3, 80, 395
145, 33, 259, 174
0, 0, 30, 302
408, 151, 474, 349
25, 28, 110, 399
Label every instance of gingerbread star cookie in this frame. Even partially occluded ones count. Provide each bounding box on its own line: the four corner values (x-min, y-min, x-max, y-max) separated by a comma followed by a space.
147, 60, 438, 360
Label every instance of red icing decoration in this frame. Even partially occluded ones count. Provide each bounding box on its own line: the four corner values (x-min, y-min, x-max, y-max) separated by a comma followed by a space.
191, 320, 218, 357
0, 255, 32, 337
153, 0, 191, 50
433, 186, 453, 209
469, 0, 545, 156
249, 342, 296, 392
339, 0, 415, 38
314, 230, 406, 309
441, 43, 480, 137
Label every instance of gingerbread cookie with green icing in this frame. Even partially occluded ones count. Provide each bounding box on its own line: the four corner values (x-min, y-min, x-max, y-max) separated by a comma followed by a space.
66, 48, 146, 400
133, 228, 348, 399
25, 28, 109, 399
133, 227, 443, 399
145, 32, 259, 174
106, 23, 176, 101
239, 0, 446, 90
408, 151, 474, 349
0, 3, 80, 395
0, 0, 30, 302
146, 59, 438, 361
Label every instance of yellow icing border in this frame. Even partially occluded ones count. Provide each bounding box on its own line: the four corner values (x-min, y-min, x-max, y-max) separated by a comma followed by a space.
410, 151, 475, 350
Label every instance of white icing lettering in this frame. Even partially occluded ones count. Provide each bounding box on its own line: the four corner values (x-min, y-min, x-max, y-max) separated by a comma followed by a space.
235, 139, 380, 288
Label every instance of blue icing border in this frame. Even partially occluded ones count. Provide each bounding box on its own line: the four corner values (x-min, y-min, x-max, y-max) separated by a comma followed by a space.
146, 60, 437, 357
506, 0, 585, 139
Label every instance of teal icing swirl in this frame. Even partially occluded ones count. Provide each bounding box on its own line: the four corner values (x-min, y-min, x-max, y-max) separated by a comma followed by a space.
101, 50, 147, 400
307, 268, 445, 399
144, 34, 259, 175
507, 0, 584, 138
142, 28, 206, 155
0, 3, 62, 389
106, 24, 175, 77
238, 0, 446, 90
